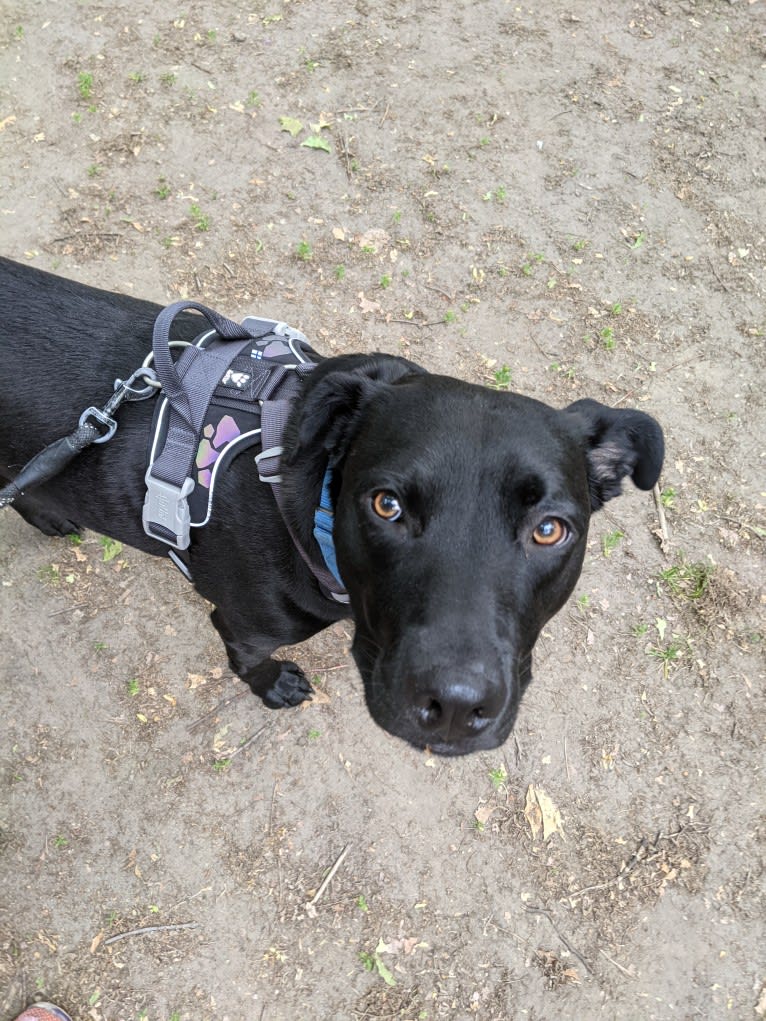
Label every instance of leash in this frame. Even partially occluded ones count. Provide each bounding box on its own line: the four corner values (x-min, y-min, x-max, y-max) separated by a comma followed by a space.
2, 300, 348, 603
0, 368, 159, 509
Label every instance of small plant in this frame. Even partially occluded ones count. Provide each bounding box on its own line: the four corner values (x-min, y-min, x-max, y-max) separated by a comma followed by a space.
642, 618, 688, 678
189, 203, 210, 231
245, 89, 261, 108
77, 71, 94, 99
521, 252, 545, 276
296, 240, 313, 261
600, 326, 616, 350
380, 274, 392, 289
87, 163, 101, 178
206, 28, 217, 41
628, 231, 646, 250
67, 533, 82, 545
483, 185, 507, 202
14, 25, 24, 39
155, 177, 171, 200
53, 835, 68, 849
212, 758, 231, 772
38, 564, 60, 585
660, 486, 676, 508
602, 530, 624, 557
127, 678, 140, 697
93, 641, 107, 652
610, 301, 623, 316
488, 364, 512, 390
334, 264, 345, 281
444, 309, 457, 324
99, 536, 123, 562
659, 557, 713, 601
572, 238, 588, 252
160, 71, 177, 86
489, 765, 507, 789
307, 728, 320, 740
356, 894, 369, 912
392, 209, 402, 225
576, 593, 591, 614
128, 71, 146, 84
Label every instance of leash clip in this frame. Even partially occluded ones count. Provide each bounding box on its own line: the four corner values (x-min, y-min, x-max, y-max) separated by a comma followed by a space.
79, 406, 117, 444
142, 472, 194, 549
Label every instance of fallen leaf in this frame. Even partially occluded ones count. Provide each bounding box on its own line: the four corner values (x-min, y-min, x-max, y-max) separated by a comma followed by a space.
524, 784, 564, 841
186, 672, 207, 689
474, 804, 497, 827
332, 226, 345, 241
301, 134, 331, 152
279, 116, 303, 136
0, 115, 16, 132
358, 291, 381, 315
90, 930, 104, 954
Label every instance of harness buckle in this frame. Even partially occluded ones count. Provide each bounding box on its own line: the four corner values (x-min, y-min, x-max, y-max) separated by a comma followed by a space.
78, 406, 118, 444
142, 471, 194, 549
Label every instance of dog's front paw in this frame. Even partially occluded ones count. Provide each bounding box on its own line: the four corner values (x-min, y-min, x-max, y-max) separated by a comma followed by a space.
245, 659, 313, 709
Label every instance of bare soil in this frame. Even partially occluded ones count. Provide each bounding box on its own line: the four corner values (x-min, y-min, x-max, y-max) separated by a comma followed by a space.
1, 2, 764, 1019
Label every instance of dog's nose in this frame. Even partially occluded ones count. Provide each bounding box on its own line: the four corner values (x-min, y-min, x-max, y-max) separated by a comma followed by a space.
410, 672, 505, 742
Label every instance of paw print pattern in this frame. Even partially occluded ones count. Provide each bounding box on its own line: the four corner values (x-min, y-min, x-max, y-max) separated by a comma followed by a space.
195, 414, 241, 488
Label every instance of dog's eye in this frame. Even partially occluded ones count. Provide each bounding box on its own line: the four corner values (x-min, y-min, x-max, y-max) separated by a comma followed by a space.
371, 491, 402, 521
532, 517, 568, 546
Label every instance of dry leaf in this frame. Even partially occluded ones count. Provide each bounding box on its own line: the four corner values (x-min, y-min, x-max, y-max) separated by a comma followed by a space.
358, 291, 381, 315
90, 930, 104, 954
186, 672, 207, 689
524, 784, 564, 841
474, 804, 497, 827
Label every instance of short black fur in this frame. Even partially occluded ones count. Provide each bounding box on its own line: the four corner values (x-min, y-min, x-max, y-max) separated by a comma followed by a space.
0, 258, 664, 755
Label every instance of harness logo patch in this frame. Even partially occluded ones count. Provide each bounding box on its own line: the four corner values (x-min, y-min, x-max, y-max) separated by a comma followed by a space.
195, 414, 241, 488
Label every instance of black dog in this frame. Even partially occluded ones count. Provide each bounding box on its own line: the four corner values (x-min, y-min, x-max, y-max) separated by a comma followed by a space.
0, 257, 663, 755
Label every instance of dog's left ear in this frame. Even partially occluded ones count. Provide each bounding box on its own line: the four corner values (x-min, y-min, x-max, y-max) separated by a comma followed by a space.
289, 353, 426, 465
564, 398, 664, 510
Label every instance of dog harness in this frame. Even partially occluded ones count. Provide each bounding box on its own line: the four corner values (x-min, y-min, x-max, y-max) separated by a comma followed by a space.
143, 301, 348, 603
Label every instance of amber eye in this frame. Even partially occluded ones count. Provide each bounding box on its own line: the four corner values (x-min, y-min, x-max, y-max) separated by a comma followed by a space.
532, 517, 568, 546
372, 491, 402, 521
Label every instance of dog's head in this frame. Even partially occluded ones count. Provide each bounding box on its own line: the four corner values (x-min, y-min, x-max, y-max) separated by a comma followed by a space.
293, 356, 664, 755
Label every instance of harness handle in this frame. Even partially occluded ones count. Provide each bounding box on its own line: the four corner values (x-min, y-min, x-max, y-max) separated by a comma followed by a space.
151, 301, 252, 422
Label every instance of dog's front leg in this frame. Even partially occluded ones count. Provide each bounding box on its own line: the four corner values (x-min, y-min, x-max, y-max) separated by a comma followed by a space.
210, 607, 313, 708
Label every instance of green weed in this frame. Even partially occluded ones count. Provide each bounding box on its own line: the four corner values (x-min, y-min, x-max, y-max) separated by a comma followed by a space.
602, 530, 624, 557
77, 71, 94, 99
296, 240, 313, 261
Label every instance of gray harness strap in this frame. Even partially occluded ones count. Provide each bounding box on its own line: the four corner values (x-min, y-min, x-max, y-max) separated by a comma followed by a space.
144, 302, 257, 547
142, 300, 348, 603
258, 399, 348, 603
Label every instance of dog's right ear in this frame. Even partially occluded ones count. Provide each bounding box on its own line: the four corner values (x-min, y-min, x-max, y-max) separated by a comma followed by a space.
291, 354, 426, 465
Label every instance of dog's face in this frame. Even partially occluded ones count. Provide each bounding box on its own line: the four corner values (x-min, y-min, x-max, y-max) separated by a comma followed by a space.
296, 358, 664, 755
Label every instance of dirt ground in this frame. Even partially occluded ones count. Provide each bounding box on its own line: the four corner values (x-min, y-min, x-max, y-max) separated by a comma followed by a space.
1, 1, 764, 1019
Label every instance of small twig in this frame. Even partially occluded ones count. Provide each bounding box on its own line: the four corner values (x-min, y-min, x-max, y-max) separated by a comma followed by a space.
423, 282, 454, 302
600, 948, 635, 979
524, 905, 591, 973
187, 688, 246, 732
103, 921, 198, 945
653, 482, 671, 549
48, 602, 87, 617
227, 724, 268, 760
305, 844, 350, 917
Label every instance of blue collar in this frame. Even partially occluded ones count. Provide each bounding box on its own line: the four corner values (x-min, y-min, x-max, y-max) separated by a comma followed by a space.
312, 469, 346, 590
